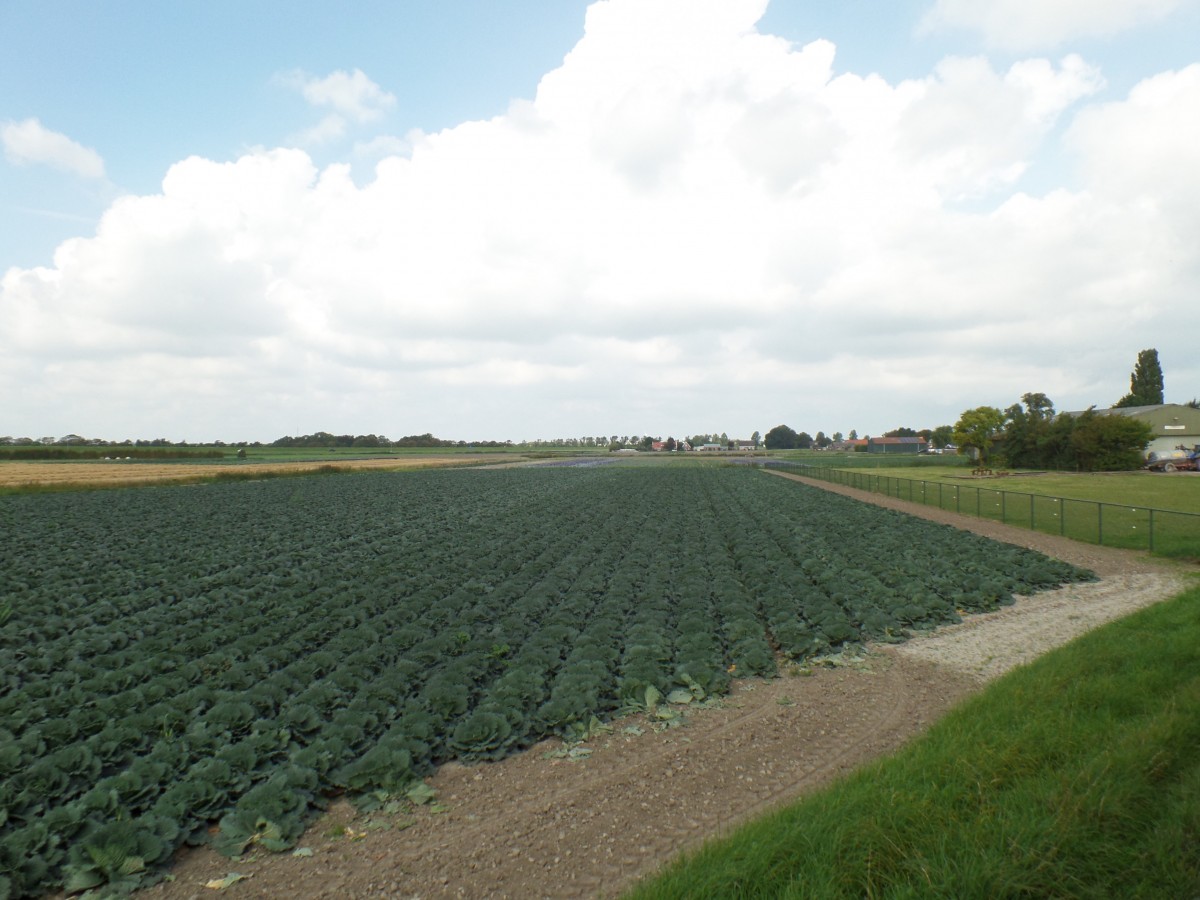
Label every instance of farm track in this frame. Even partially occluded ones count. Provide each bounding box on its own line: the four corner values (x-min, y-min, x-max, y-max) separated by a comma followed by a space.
142, 469, 1196, 900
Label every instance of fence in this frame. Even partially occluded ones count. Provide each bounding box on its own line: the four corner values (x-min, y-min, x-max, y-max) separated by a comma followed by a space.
767, 462, 1200, 558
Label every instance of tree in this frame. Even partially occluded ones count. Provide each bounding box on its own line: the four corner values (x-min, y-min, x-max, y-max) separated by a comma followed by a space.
953, 407, 1005, 468
848, 429, 858, 440
764, 424, 798, 450
1069, 410, 1153, 471
884, 427, 917, 438
796, 431, 814, 449
814, 431, 831, 448
1114, 349, 1164, 408
832, 431, 843, 443
750, 430, 761, 448
929, 425, 954, 449
1002, 392, 1058, 469
665, 437, 677, 451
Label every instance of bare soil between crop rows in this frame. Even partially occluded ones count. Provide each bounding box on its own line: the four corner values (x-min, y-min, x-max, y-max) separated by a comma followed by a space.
140, 470, 1194, 900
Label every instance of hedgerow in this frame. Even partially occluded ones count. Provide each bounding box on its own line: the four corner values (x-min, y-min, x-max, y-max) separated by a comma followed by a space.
0, 465, 1094, 896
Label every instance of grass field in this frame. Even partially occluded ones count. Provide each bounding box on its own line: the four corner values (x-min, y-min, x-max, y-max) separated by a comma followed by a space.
791, 464, 1200, 559
628, 582, 1200, 899
840, 464, 1200, 513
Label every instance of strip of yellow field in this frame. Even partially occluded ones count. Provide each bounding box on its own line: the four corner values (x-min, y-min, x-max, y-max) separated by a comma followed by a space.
0, 455, 497, 488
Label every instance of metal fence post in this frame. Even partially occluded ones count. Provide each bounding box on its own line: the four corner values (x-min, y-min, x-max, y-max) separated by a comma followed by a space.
1098, 503, 1103, 546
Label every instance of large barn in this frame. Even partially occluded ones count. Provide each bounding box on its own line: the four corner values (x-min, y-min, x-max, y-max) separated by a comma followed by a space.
867, 436, 927, 454
1096, 404, 1200, 456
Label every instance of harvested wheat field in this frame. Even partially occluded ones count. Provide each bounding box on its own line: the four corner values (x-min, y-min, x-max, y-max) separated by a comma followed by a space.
0, 455, 499, 490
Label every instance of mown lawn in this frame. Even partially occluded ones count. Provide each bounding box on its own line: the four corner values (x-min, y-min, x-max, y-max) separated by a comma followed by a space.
846, 465, 1200, 514
627, 583, 1200, 899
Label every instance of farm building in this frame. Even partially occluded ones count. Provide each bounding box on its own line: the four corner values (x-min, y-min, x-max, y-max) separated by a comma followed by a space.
867, 436, 927, 454
1073, 404, 1200, 456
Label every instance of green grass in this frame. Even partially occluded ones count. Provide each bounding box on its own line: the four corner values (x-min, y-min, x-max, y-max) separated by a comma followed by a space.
792, 465, 1200, 559
847, 466, 1200, 514
628, 583, 1200, 899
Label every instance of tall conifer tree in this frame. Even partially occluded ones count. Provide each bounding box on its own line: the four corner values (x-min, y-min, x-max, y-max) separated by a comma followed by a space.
1114, 349, 1164, 407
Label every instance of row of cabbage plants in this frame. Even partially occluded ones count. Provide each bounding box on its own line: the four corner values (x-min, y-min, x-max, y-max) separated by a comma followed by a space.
0, 465, 1094, 896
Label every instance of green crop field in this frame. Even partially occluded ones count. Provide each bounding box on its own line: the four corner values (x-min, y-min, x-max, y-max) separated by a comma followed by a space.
629, 582, 1200, 899
0, 465, 1095, 896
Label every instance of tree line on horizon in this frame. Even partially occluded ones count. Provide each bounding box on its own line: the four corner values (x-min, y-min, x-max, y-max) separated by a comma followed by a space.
6, 353, 1192, 462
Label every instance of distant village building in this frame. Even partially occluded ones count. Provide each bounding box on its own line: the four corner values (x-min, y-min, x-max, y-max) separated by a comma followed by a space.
867, 436, 927, 454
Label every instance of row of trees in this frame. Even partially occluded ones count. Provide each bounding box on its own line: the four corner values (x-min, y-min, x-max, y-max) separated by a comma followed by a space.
953, 394, 1153, 472
952, 349, 1193, 472
762, 425, 963, 451
763, 427, 867, 450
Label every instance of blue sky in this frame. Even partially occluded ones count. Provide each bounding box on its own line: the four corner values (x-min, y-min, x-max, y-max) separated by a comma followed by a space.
3, 0, 1199, 442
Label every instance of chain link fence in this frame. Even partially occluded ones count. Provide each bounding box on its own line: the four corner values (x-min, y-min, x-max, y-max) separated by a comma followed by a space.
767, 462, 1200, 558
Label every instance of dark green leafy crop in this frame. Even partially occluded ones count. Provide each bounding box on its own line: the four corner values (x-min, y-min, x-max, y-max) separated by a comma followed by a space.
0, 464, 1095, 895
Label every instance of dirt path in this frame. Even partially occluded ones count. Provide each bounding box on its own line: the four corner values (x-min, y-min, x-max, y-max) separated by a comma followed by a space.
144, 471, 1194, 900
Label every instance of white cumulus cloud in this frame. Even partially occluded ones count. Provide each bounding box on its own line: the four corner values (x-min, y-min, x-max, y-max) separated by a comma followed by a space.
276, 68, 397, 146
1, 0, 1197, 442
281, 67, 396, 121
1, 118, 106, 178
920, 0, 1191, 51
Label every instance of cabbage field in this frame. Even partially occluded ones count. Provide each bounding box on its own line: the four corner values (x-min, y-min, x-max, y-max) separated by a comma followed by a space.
0, 465, 1095, 896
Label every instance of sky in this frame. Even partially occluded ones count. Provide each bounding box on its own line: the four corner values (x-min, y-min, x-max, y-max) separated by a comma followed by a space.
2, 0, 1199, 444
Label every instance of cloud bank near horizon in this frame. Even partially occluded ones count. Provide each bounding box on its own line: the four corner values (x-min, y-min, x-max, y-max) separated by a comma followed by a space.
3, 0, 1198, 442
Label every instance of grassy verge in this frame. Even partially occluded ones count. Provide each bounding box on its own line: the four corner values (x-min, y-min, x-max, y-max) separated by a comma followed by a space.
628, 583, 1200, 899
